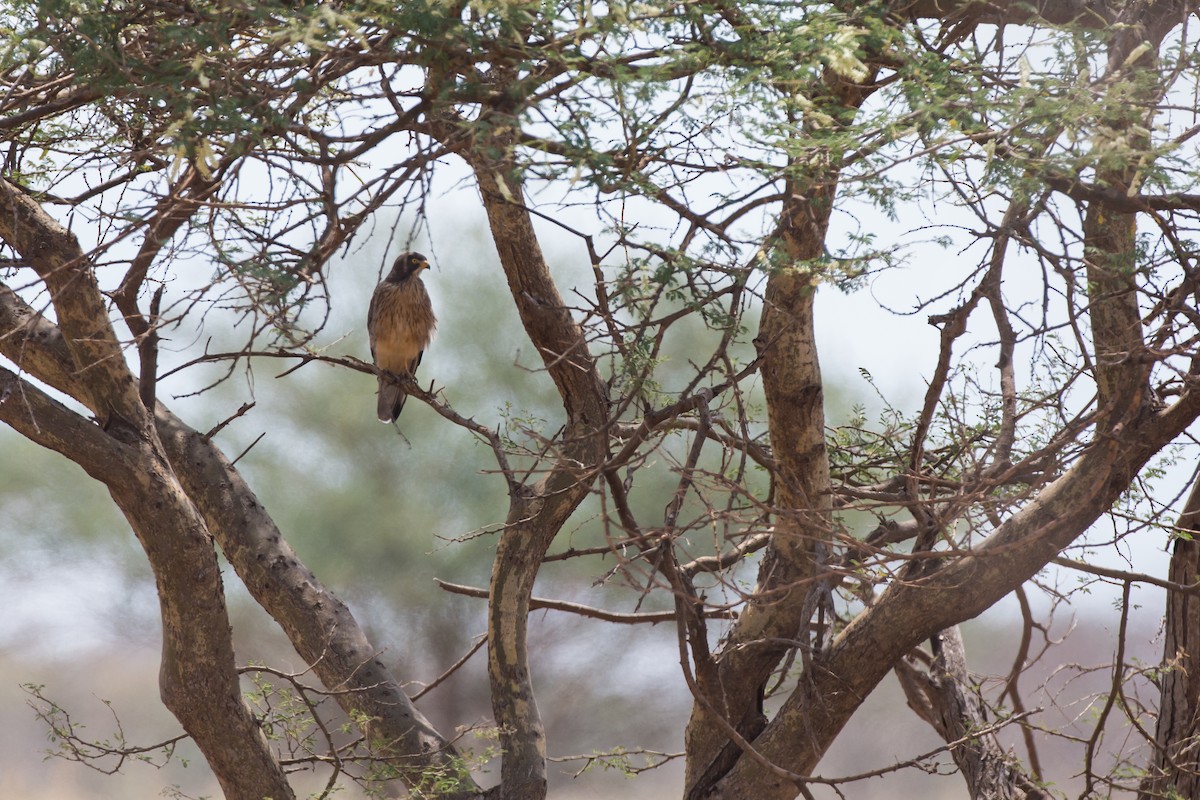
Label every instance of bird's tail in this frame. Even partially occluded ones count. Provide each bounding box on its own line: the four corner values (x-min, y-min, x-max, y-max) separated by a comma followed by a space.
377, 378, 406, 422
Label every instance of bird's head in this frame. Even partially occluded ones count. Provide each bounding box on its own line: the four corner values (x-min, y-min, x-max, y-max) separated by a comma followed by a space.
387, 251, 431, 282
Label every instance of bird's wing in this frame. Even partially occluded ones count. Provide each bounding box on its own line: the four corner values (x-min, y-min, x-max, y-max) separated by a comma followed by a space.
367, 285, 384, 361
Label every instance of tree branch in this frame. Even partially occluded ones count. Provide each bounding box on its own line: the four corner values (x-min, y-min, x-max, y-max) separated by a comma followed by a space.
0, 178, 143, 430
895, 626, 1048, 799
710, 386, 1200, 799
436, 579, 736, 623
465, 123, 609, 800
0, 278, 478, 798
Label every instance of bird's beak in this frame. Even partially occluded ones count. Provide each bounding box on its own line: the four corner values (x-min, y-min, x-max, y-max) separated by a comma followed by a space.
419, 259, 430, 271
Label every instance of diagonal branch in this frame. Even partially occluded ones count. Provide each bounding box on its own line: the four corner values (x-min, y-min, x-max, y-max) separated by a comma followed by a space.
112, 166, 219, 410
0, 178, 143, 430
710, 384, 1200, 800
895, 626, 1050, 799
156, 407, 483, 798
465, 127, 609, 800
0, 324, 293, 800
0, 275, 480, 799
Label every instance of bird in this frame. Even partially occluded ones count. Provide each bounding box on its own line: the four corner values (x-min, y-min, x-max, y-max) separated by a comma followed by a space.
367, 251, 437, 422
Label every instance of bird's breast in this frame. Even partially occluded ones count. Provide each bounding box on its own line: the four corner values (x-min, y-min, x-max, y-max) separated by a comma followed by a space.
370, 280, 437, 373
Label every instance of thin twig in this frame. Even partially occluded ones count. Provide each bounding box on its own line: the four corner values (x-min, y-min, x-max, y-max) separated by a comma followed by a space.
434, 579, 736, 623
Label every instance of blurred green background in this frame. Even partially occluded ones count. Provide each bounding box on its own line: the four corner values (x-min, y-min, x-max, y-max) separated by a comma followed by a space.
0, 199, 1171, 799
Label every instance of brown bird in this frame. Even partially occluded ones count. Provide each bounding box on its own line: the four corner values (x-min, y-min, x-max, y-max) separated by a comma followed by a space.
367, 251, 437, 422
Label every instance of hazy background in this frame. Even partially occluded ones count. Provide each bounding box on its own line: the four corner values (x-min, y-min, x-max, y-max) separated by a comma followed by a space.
0, 186, 1175, 799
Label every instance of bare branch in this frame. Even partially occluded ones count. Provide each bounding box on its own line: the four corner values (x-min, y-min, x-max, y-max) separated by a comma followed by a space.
435, 579, 736, 623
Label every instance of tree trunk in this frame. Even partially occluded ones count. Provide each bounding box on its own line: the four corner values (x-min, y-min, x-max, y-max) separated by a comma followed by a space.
682, 71, 874, 798
1140, 477, 1200, 799
470, 142, 609, 800
0, 179, 295, 800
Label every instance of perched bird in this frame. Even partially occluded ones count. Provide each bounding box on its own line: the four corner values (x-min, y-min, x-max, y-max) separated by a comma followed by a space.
367, 251, 437, 422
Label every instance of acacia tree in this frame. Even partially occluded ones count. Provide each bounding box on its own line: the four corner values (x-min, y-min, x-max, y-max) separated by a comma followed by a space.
5, 0, 1200, 797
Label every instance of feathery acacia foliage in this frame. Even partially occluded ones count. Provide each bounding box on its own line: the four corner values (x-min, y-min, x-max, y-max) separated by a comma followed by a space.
5, 0, 1200, 798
